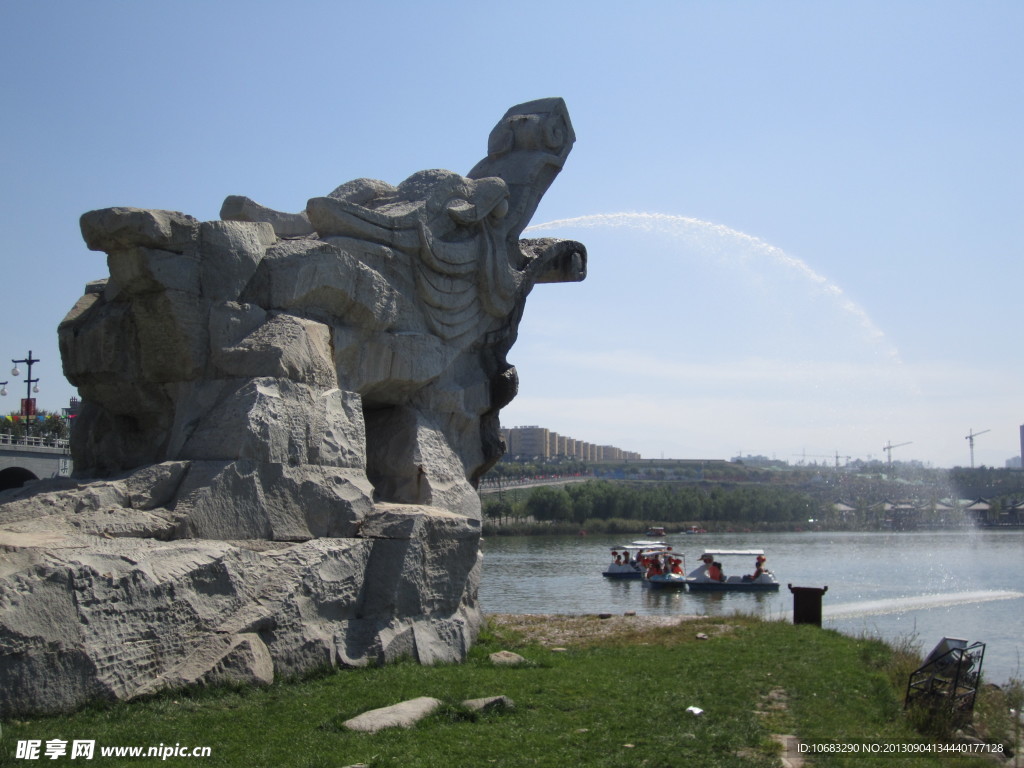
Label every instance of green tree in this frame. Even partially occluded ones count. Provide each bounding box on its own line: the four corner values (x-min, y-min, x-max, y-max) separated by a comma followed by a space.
525, 486, 573, 522
565, 484, 593, 524
484, 499, 514, 525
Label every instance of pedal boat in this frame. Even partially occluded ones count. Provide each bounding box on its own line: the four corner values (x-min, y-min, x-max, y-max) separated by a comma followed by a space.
603, 540, 670, 579
642, 551, 688, 589
685, 549, 780, 592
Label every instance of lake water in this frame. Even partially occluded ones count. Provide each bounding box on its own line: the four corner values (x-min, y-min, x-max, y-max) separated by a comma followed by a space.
479, 530, 1024, 684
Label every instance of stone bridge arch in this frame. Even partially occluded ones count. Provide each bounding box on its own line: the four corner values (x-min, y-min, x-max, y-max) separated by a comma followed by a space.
0, 466, 38, 491
0, 438, 71, 490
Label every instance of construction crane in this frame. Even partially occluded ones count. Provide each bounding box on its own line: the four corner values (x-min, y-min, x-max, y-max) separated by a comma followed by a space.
965, 428, 991, 469
790, 451, 853, 469
830, 450, 852, 469
882, 441, 912, 471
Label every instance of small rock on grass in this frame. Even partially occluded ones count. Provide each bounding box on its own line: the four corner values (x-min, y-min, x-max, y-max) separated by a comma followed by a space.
489, 650, 527, 665
342, 696, 442, 733
462, 695, 515, 712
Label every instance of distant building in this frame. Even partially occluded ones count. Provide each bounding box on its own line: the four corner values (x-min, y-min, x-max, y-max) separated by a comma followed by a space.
501, 425, 640, 462
62, 396, 81, 425
505, 425, 550, 458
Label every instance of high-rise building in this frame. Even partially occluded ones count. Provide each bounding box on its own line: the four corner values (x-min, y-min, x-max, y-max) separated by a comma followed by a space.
506, 426, 550, 458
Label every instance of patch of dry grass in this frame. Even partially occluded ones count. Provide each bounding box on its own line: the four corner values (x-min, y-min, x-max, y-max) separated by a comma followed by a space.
485, 611, 737, 648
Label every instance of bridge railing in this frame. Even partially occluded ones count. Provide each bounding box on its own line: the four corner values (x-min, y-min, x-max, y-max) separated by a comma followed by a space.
0, 433, 70, 450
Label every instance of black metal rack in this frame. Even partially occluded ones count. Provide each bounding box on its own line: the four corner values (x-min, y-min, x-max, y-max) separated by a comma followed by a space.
905, 637, 985, 722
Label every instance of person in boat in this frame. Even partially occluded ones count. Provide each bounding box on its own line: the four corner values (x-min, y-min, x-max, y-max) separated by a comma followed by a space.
646, 558, 663, 578
700, 554, 725, 581
743, 555, 766, 581
621, 549, 630, 565
669, 557, 683, 575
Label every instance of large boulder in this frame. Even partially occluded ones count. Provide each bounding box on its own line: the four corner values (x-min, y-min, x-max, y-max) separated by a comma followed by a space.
0, 502, 479, 714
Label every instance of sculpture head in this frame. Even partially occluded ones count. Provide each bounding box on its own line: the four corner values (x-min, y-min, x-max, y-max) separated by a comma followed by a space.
469, 97, 575, 242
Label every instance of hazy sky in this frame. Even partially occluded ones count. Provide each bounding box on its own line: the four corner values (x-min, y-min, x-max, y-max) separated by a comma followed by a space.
2, 1, 1021, 469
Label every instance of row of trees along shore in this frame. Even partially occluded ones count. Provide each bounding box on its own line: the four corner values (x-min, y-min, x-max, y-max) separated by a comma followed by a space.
481, 458, 1024, 534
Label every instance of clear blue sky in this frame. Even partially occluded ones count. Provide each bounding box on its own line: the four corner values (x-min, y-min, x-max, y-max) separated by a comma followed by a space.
2, 1, 1021, 469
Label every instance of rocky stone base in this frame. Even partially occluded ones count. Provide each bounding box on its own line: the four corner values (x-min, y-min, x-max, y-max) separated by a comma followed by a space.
0, 480, 480, 717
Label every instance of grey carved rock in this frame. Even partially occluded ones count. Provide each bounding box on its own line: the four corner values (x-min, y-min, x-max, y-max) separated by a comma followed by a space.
0, 98, 585, 715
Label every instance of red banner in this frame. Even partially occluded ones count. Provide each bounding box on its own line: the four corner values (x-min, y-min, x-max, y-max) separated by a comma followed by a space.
21, 398, 36, 417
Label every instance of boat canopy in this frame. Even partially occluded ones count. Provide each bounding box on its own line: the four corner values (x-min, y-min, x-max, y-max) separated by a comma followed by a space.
617, 540, 669, 549
699, 549, 765, 557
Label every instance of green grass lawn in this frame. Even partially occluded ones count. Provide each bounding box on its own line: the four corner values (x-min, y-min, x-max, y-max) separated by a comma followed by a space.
0, 614, 1014, 767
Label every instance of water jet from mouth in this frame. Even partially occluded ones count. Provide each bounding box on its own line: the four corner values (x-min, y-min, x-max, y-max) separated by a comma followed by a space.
823, 590, 1024, 619
525, 211, 902, 363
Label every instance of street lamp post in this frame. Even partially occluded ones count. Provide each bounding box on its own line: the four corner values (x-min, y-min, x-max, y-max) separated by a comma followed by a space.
11, 351, 40, 417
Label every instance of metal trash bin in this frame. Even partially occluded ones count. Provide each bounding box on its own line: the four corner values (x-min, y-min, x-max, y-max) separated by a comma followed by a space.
788, 584, 828, 626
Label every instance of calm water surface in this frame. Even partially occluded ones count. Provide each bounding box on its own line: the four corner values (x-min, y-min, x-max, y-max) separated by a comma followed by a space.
479, 530, 1024, 684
